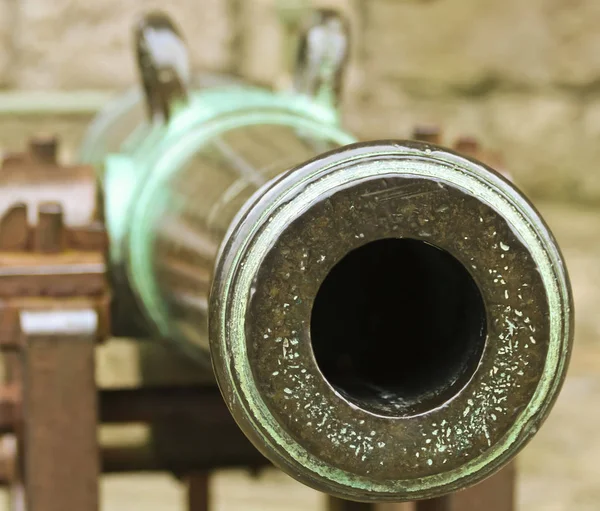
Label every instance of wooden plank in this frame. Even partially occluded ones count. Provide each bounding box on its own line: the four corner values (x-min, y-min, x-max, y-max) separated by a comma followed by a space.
20, 308, 99, 511
416, 464, 515, 511
187, 474, 211, 511
327, 497, 414, 511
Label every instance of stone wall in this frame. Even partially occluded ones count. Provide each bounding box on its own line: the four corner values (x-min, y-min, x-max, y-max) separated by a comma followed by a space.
1, 0, 600, 203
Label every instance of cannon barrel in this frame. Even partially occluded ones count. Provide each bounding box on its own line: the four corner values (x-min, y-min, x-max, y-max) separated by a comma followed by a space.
80, 10, 573, 503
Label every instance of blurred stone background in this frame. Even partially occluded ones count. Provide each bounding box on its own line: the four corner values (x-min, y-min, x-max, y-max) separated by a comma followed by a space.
1, 1, 600, 510
1, 0, 600, 204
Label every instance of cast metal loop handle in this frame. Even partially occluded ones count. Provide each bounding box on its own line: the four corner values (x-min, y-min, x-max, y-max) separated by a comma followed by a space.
292, 9, 350, 110
135, 11, 190, 123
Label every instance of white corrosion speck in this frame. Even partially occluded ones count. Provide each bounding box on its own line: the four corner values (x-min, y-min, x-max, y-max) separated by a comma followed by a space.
319, 255, 326, 262
284, 388, 292, 395
370, 431, 376, 436
500, 242, 510, 251
272, 371, 279, 376
427, 459, 433, 466
530, 336, 536, 344
505, 290, 509, 299
359, 420, 365, 425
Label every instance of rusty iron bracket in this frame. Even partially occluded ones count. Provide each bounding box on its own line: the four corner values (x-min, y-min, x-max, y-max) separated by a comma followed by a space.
0, 136, 110, 511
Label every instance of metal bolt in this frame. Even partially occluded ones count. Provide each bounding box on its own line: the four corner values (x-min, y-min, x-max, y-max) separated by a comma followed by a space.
35, 202, 64, 253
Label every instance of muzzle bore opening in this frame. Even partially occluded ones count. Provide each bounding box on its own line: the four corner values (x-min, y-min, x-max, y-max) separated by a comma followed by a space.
310, 238, 487, 417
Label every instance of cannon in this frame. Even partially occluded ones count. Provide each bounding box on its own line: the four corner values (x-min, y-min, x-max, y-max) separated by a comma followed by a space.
1, 7, 573, 507
77, 9, 573, 502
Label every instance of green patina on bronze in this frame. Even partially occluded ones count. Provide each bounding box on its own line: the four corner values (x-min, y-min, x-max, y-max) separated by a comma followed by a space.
80, 10, 573, 504
122, 102, 353, 347
81, 82, 353, 345
210, 143, 572, 501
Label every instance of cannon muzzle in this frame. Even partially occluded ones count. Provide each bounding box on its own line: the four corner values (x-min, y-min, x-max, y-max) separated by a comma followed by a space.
209, 141, 572, 502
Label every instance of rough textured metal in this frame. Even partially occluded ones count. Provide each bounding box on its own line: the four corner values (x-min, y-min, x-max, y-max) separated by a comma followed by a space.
210, 141, 572, 501
77, 8, 572, 504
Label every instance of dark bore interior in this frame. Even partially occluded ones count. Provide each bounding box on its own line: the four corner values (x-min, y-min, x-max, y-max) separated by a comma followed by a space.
310, 238, 487, 417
